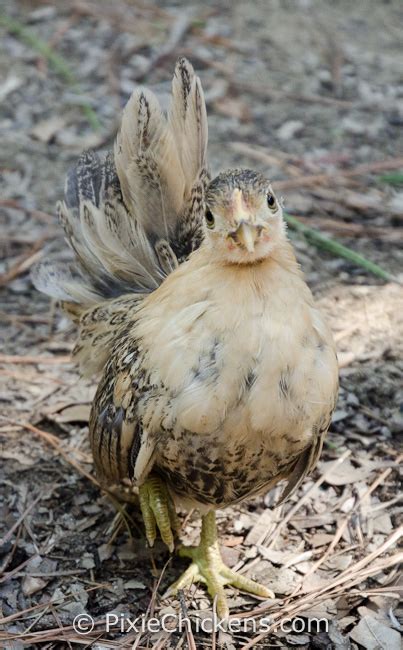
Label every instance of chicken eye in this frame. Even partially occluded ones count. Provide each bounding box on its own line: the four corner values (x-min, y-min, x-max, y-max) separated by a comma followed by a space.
205, 209, 215, 229
267, 193, 276, 210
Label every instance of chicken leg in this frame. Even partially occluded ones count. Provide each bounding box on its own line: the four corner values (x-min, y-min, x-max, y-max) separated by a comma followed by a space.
165, 510, 274, 619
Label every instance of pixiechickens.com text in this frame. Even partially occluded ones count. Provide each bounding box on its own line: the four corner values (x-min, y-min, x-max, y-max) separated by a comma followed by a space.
73, 612, 329, 635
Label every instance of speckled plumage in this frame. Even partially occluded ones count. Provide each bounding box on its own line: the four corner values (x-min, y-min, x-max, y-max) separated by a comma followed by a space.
87, 239, 337, 512
33, 58, 338, 526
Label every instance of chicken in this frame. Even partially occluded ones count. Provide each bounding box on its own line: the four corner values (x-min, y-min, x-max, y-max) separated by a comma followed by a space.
33, 58, 339, 619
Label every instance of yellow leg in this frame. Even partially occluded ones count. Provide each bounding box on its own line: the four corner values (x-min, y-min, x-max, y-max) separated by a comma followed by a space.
164, 510, 274, 619
138, 475, 178, 552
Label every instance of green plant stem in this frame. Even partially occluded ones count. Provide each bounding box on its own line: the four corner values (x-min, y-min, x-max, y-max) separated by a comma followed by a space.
0, 12, 102, 131
284, 212, 395, 282
377, 171, 403, 186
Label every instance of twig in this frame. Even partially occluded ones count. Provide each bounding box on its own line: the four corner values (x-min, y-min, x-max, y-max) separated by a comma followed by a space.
0, 495, 42, 548
0, 199, 54, 223
211, 597, 217, 650
73, 0, 171, 29
22, 569, 88, 578
0, 354, 71, 365
264, 449, 351, 549
132, 558, 171, 650
275, 156, 403, 190
0, 312, 53, 325
133, 12, 193, 81
290, 459, 402, 597
238, 450, 351, 577
178, 590, 197, 650
0, 368, 65, 386
295, 216, 401, 241
240, 531, 402, 649
201, 70, 356, 108
19, 604, 52, 639
231, 141, 303, 176
8, 419, 99, 487
0, 555, 40, 584
0, 245, 44, 286
359, 405, 391, 428
330, 527, 402, 588
0, 11, 101, 131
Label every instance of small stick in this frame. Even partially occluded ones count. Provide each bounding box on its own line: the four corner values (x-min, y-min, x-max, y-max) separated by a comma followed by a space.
290, 459, 401, 597
0, 199, 54, 223
0, 495, 42, 548
237, 450, 351, 577
0, 250, 43, 286
275, 156, 403, 190
264, 449, 351, 549
178, 590, 197, 650
0, 354, 71, 365
8, 419, 99, 487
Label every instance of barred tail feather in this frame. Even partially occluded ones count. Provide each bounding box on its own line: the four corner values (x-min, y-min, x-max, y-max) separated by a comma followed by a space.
32, 58, 209, 310
115, 88, 186, 240
168, 57, 208, 189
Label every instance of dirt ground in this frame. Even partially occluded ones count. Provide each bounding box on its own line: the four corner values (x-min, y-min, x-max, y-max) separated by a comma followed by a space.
1, 1, 402, 648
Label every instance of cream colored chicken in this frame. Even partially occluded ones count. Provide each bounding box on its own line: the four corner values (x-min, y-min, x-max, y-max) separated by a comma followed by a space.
33, 58, 338, 619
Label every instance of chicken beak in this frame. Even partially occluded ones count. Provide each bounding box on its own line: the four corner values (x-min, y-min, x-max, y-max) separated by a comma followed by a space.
234, 221, 258, 253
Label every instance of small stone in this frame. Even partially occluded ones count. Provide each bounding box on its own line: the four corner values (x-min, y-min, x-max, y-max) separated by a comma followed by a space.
22, 576, 48, 596
277, 120, 304, 140
81, 554, 95, 569
123, 579, 146, 590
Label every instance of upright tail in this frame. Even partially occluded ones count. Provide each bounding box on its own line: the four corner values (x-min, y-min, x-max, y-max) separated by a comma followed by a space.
32, 58, 209, 307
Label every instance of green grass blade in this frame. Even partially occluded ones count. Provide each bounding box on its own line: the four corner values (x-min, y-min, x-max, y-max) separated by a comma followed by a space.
0, 12, 102, 131
284, 212, 395, 282
377, 171, 403, 186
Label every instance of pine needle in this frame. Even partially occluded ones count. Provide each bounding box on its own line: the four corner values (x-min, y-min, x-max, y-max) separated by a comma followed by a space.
284, 212, 396, 282
0, 12, 102, 131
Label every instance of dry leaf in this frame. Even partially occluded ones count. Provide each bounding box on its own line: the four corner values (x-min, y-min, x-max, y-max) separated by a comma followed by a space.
309, 533, 336, 547
214, 97, 251, 122
349, 615, 401, 650
0, 447, 36, 466
31, 117, 66, 143
123, 579, 146, 590
221, 545, 240, 567
98, 543, 114, 562
244, 510, 275, 545
49, 403, 91, 423
321, 459, 374, 485
257, 562, 299, 595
